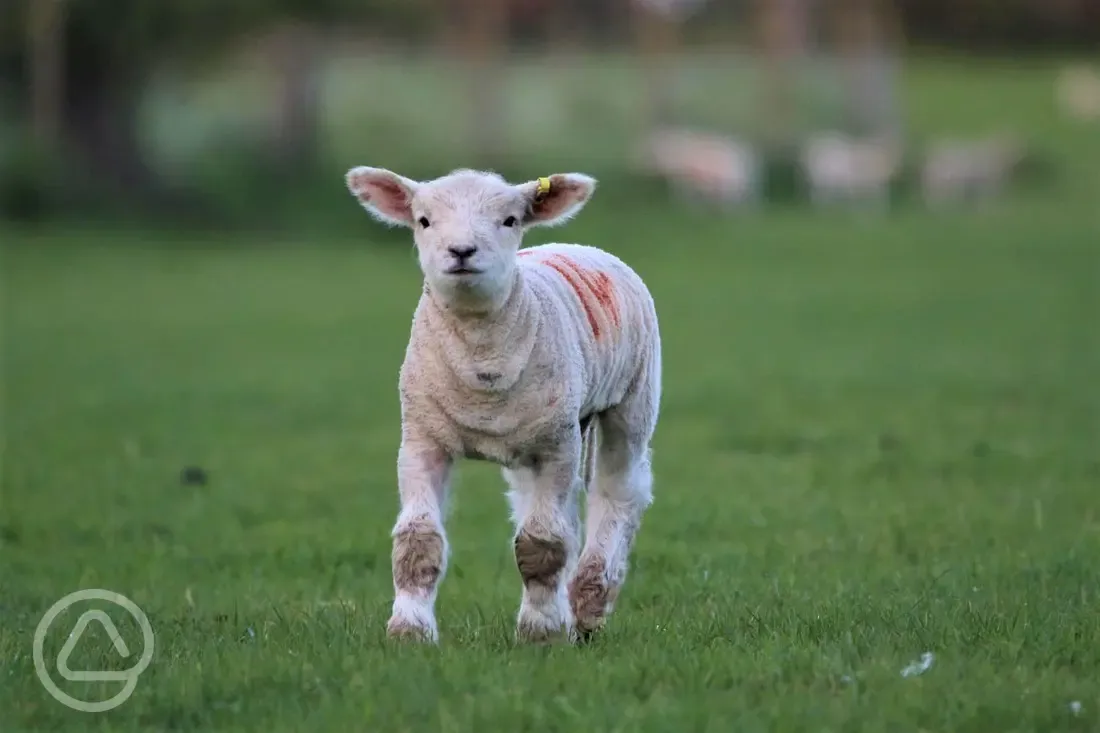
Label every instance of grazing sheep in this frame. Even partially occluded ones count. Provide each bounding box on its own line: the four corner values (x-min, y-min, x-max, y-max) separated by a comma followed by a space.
638, 127, 762, 207
801, 131, 901, 210
345, 167, 662, 645
920, 134, 1026, 208
1056, 65, 1100, 122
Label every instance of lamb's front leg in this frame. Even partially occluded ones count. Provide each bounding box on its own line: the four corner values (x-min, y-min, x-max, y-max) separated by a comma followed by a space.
387, 432, 452, 643
503, 438, 582, 643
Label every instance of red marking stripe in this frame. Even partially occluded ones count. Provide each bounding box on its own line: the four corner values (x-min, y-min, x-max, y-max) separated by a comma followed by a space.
542, 256, 600, 337
534, 253, 620, 340
588, 271, 621, 328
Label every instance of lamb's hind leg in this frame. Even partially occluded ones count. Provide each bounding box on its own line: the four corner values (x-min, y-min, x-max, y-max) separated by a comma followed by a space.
503, 437, 582, 643
570, 385, 658, 642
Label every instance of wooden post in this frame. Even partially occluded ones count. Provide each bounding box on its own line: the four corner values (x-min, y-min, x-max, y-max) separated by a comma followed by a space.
27, 0, 66, 148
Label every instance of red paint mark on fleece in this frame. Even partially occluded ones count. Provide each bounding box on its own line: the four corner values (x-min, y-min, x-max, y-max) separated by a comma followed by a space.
538, 254, 620, 340
588, 271, 621, 328
518, 249, 535, 257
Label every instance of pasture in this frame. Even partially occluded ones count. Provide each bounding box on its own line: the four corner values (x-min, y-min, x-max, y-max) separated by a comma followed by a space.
2, 54, 1099, 731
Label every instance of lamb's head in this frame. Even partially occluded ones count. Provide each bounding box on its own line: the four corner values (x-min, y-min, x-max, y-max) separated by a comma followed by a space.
346, 166, 596, 311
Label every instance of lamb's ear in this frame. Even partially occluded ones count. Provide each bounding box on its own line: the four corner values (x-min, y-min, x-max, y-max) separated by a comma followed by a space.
345, 166, 420, 227
519, 173, 597, 227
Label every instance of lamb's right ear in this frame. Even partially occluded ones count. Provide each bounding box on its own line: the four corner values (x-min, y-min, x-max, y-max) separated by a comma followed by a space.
345, 166, 420, 227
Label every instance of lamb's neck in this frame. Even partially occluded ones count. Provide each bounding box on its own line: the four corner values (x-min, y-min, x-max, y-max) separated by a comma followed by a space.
424, 273, 540, 392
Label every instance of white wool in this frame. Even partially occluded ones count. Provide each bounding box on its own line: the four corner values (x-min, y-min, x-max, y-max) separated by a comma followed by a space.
641, 127, 760, 205
920, 135, 1025, 206
1056, 65, 1100, 121
802, 132, 900, 207
400, 241, 658, 466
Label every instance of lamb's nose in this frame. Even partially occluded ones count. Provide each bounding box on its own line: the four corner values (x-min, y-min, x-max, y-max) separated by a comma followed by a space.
448, 245, 478, 259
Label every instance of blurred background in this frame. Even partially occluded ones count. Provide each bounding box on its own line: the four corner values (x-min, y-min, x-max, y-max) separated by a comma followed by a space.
2, 0, 1099, 228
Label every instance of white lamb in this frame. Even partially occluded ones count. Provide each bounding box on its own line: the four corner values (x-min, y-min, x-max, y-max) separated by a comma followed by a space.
344, 166, 662, 645
801, 131, 901, 210
639, 127, 762, 207
920, 134, 1025, 208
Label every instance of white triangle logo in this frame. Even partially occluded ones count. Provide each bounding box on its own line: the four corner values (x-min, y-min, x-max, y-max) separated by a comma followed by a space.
56, 610, 132, 682
33, 588, 156, 713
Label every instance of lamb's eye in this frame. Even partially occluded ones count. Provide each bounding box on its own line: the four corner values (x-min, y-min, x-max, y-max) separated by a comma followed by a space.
418, 216, 430, 228
502, 216, 517, 228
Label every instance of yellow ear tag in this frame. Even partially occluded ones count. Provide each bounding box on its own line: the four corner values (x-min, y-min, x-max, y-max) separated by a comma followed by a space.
535, 176, 552, 199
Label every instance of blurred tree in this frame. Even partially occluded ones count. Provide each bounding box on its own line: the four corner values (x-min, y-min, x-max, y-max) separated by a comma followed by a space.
632, 0, 680, 135
0, 0, 432, 211
631, 0, 711, 137
461, 0, 509, 165
25, 0, 64, 148
829, 0, 903, 139
895, 0, 1100, 49
266, 21, 322, 174
753, 0, 809, 144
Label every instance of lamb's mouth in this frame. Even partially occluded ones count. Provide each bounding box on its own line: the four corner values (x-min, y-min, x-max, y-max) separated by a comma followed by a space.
445, 266, 481, 275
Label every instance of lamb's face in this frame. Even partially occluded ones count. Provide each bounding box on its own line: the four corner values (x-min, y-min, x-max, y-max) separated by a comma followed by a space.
409, 173, 527, 307
346, 166, 597, 312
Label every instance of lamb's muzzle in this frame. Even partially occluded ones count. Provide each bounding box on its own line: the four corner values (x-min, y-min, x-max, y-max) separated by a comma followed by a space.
345, 165, 662, 644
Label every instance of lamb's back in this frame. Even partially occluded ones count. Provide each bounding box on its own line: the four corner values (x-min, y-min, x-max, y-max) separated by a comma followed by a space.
518, 243, 658, 417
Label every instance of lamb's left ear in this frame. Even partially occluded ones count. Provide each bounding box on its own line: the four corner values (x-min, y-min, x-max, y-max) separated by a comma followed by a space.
346, 166, 420, 227
519, 173, 597, 227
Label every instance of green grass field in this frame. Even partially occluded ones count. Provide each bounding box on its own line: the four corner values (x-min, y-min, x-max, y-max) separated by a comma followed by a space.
3, 53, 1100, 731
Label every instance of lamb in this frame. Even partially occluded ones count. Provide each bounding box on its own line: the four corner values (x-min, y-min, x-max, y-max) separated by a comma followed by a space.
344, 166, 662, 645
920, 134, 1026, 208
638, 127, 762, 207
1056, 65, 1100, 121
801, 131, 901, 210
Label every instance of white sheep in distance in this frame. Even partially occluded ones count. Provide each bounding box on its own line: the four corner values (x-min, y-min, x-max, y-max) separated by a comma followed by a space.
639, 127, 762, 207
920, 134, 1027, 208
345, 166, 662, 645
801, 132, 901, 210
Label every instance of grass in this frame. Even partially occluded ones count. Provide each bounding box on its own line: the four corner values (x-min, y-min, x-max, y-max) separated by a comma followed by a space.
2, 53, 1100, 731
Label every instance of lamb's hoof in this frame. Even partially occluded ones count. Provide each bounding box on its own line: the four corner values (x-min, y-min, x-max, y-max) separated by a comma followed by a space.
515, 614, 569, 645
568, 559, 610, 644
386, 616, 437, 643
569, 616, 605, 645
516, 628, 566, 645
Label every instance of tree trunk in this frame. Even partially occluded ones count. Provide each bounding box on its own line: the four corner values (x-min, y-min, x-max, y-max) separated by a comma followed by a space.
833, 0, 901, 139
548, 0, 581, 53
754, 0, 808, 144
58, 51, 198, 215
63, 70, 151, 195
463, 0, 509, 165
27, 0, 65, 147
632, 0, 679, 134
269, 22, 322, 173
